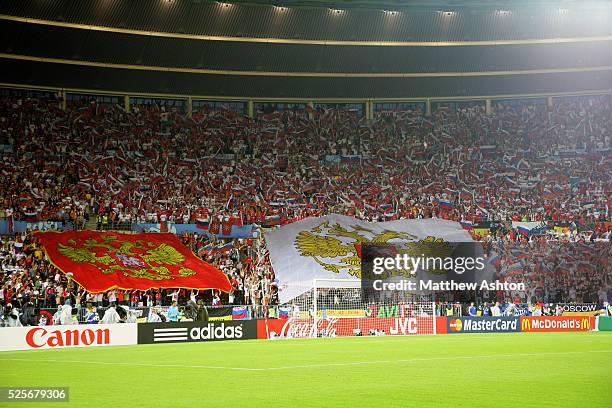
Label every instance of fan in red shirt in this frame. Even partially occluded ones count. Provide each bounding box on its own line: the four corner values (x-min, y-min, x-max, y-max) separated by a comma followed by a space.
130, 291, 140, 307
117, 290, 125, 305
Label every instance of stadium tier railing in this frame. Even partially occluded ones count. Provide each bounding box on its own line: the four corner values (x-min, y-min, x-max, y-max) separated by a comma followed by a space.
6, 301, 605, 328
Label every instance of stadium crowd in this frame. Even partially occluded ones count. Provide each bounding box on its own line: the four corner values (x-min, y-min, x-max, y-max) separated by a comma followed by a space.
1, 94, 609, 225
0, 93, 610, 325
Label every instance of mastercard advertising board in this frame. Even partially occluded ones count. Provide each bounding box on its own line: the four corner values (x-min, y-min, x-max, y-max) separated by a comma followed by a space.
447, 317, 520, 333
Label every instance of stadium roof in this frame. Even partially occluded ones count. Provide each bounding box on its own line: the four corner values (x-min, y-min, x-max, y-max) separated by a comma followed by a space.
2, 0, 611, 42
1, 0, 611, 98
235, 0, 610, 11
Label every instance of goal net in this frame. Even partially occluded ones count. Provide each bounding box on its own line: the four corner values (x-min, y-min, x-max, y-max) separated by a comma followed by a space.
268, 279, 436, 339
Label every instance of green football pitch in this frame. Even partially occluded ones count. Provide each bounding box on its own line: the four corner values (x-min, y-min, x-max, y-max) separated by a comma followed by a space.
1, 332, 610, 408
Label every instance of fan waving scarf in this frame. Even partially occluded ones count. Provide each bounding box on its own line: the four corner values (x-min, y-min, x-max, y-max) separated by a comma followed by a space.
35, 231, 231, 293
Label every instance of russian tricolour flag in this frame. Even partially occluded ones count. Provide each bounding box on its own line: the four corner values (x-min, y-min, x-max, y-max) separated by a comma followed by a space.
211, 243, 234, 254
232, 306, 249, 320
278, 307, 291, 319
488, 255, 502, 268
512, 221, 547, 236
379, 203, 393, 211
438, 200, 455, 210
197, 244, 214, 257
480, 145, 497, 154
460, 221, 474, 230
264, 215, 283, 226
196, 218, 209, 230
24, 212, 38, 223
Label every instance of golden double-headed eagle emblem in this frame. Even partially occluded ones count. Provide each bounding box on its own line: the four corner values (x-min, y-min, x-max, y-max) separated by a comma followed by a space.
294, 221, 451, 277
56, 235, 196, 281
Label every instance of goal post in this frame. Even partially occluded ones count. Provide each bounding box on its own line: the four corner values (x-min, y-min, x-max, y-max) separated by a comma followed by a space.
312, 278, 364, 336
269, 278, 437, 339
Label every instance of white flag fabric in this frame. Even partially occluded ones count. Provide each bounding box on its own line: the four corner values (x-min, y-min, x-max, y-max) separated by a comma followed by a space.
265, 214, 474, 304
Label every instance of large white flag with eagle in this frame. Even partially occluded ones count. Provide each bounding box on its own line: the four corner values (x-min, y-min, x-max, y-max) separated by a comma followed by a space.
265, 214, 475, 304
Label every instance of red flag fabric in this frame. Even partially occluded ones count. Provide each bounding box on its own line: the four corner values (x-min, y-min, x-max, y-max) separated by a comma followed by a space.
221, 220, 233, 236
209, 220, 221, 235
35, 231, 231, 293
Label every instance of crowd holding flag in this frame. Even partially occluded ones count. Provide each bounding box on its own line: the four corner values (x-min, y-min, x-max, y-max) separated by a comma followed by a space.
35, 231, 232, 293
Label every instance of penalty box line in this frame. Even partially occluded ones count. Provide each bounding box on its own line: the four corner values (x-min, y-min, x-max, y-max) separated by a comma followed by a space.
1, 349, 611, 372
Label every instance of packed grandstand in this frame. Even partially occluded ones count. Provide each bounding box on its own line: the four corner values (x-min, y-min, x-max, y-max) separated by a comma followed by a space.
1, 2, 612, 407
1, 93, 610, 326
0, 0, 610, 328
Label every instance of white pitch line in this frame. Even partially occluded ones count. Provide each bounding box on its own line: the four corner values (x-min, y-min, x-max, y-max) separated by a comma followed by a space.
259, 349, 612, 370
259, 333, 522, 345
0, 358, 264, 371
237, 332, 601, 347
1, 349, 611, 372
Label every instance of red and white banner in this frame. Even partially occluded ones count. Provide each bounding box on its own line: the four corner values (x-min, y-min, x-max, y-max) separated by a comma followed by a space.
0, 324, 138, 351
520, 316, 595, 332
257, 317, 434, 339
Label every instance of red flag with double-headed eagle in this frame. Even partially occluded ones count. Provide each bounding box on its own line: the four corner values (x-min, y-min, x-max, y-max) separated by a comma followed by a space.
35, 231, 232, 293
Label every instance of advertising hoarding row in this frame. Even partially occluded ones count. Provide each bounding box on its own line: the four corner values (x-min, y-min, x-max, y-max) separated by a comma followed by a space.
448, 317, 520, 333
557, 303, 604, 316
0, 321, 258, 351
137, 320, 257, 344
445, 316, 595, 333
520, 316, 594, 332
0, 316, 598, 351
257, 316, 435, 339
0, 324, 138, 351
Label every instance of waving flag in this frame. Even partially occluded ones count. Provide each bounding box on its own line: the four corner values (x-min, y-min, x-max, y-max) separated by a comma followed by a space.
460, 221, 474, 230
265, 214, 484, 304
512, 221, 548, 236
35, 231, 231, 293
438, 200, 455, 210
196, 218, 209, 230
480, 145, 497, 155
198, 243, 214, 257
488, 255, 502, 268
278, 307, 291, 319
232, 306, 249, 320
263, 214, 283, 227
501, 261, 524, 277
509, 248, 531, 259
24, 212, 39, 222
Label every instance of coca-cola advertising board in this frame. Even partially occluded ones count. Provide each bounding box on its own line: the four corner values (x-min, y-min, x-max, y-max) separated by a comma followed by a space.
0, 324, 138, 351
257, 317, 434, 339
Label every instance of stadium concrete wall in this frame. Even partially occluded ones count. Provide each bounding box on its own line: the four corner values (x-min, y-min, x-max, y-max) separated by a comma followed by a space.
2, 316, 606, 351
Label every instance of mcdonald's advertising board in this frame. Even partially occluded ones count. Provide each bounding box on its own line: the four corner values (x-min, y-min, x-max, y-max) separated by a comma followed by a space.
520, 316, 594, 332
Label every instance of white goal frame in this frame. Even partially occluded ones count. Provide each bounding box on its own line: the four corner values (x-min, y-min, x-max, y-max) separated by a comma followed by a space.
309, 278, 437, 338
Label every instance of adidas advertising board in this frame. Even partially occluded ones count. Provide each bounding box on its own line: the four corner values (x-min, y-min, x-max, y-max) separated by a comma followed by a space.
137, 321, 257, 344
